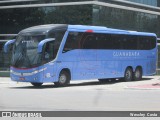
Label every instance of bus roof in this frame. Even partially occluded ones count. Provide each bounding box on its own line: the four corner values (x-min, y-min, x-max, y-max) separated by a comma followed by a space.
18, 24, 156, 37
68, 25, 157, 37
19, 24, 67, 34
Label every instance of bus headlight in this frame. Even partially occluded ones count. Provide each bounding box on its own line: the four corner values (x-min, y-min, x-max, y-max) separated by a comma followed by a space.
33, 70, 38, 74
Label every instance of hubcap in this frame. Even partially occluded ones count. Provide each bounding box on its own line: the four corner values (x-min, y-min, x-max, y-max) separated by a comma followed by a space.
59, 74, 67, 84
126, 70, 131, 79
135, 70, 140, 78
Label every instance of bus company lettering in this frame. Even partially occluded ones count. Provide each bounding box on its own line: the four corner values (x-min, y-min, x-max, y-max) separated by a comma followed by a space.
22, 40, 35, 44
113, 51, 140, 57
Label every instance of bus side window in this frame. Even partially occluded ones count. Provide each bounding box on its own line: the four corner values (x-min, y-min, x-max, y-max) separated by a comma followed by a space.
63, 32, 81, 52
43, 41, 54, 63
48, 30, 66, 54
63, 34, 74, 52
111, 34, 121, 49
138, 36, 150, 50
150, 36, 156, 49
124, 35, 137, 50
82, 34, 96, 49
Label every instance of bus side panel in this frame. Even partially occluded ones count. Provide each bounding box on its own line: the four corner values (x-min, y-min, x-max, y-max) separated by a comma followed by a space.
41, 61, 57, 83
97, 50, 142, 79
133, 49, 156, 76
141, 59, 157, 76
76, 50, 101, 80
57, 47, 157, 81
58, 49, 102, 80
56, 50, 80, 80
96, 50, 123, 79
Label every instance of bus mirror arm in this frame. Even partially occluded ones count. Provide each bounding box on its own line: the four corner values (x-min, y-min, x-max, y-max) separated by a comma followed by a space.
37, 38, 55, 53
4, 39, 15, 53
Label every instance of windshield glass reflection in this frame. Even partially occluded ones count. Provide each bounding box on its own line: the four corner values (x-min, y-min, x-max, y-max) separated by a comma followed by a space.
11, 35, 45, 68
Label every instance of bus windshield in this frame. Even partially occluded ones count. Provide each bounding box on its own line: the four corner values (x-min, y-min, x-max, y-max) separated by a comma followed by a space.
11, 35, 45, 68
11, 30, 65, 68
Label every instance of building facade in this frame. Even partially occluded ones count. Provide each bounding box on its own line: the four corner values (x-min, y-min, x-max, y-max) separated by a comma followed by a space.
0, 0, 160, 76
127, 0, 157, 6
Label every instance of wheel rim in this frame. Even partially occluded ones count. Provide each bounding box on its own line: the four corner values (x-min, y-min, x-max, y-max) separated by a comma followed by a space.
59, 74, 67, 84
134, 68, 142, 80
135, 69, 140, 78
126, 70, 131, 80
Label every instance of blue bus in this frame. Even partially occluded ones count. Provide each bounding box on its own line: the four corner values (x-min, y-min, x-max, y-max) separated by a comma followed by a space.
4, 24, 157, 87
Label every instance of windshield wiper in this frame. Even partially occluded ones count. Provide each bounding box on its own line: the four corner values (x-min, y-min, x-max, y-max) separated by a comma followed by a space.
13, 44, 32, 68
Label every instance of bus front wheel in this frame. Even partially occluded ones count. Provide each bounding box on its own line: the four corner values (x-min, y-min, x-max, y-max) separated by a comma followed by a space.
124, 67, 133, 82
54, 70, 70, 87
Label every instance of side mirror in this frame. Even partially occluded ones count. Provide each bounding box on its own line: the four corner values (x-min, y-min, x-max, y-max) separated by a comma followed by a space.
4, 39, 15, 53
37, 38, 55, 53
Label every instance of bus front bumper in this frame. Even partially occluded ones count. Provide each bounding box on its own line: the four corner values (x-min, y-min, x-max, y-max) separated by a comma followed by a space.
10, 67, 46, 83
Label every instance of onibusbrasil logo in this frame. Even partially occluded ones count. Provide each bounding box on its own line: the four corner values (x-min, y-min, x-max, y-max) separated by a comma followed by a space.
2, 112, 42, 118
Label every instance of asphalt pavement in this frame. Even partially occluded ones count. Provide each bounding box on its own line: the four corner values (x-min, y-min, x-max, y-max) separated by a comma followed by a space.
0, 76, 160, 90
1, 76, 160, 119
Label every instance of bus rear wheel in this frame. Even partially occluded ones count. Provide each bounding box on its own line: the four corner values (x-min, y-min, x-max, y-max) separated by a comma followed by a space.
31, 83, 43, 87
54, 70, 70, 87
124, 67, 133, 82
134, 67, 142, 81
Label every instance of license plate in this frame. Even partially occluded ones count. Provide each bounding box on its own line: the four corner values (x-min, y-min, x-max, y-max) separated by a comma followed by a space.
19, 77, 25, 80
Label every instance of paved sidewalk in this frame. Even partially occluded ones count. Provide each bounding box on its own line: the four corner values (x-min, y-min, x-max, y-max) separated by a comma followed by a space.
0, 77, 11, 83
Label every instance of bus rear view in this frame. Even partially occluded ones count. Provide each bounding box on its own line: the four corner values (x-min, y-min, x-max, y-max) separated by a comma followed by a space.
4, 24, 157, 87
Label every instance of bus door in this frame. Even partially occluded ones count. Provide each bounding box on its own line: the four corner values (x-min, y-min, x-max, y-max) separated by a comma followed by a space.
42, 40, 56, 82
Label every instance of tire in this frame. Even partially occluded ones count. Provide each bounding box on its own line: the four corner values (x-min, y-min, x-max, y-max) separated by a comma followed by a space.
134, 67, 142, 81
124, 67, 133, 82
54, 70, 70, 87
31, 83, 43, 87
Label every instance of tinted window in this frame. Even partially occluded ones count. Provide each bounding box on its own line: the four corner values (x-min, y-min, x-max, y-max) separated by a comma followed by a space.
63, 32, 156, 51
97, 34, 111, 49
82, 33, 97, 49
43, 41, 55, 63
119, 35, 138, 50
48, 30, 66, 56
63, 32, 82, 52
138, 36, 156, 50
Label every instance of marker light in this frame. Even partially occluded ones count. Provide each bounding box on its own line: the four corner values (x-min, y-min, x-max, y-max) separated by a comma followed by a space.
86, 30, 93, 33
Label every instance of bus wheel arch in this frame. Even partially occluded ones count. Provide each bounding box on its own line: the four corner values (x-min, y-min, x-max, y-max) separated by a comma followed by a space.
134, 66, 143, 81
123, 66, 133, 82
54, 68, 71, 87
